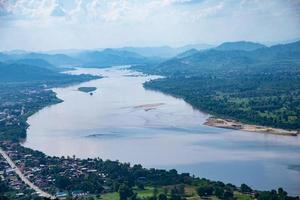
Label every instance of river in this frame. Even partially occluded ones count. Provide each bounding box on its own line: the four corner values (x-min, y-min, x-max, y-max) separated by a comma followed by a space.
23, 66, 300, 195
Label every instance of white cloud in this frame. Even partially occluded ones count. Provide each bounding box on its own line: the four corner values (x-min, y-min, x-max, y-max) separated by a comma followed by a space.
0, 0, 299, 50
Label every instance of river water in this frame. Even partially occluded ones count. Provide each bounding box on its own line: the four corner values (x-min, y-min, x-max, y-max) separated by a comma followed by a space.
24, 67, 300, 195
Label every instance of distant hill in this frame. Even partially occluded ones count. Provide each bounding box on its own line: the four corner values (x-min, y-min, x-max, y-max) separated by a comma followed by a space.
0, 52, 80, 67
76, 48, 156, 67
0, 61, 97, 84
120, 44, 213, 58
9, 59, 58, 71
252, 40, 300, 60
120, 46, 178, 58
175, 49, 201, 59
144, 41, 300, 75
140, 41, 300, 130
178, 43, 214, 52
0, 62, 62, 82
0, 48, 160, 69
24, 53, 80, 67
215, 41, 266, 51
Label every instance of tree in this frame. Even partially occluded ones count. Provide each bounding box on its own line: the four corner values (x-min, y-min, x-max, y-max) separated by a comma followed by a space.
240, 183, 252, 193
119, 184, 134, 200
178, 184, 185, 196
278, 188, 287, 200
158, 193, 168, 200
214, 187, 224, 199
197, 185, 213, 197
153, 186, 158, 199
137, 182, 144, 190
170, 188, 182, 200
223, 190, 234, 200
0, 181, 8, 193
55, 175, 71, 190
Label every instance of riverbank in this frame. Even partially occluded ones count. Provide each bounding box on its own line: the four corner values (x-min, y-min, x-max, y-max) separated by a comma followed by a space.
22, 67, 300, 197
204, 117, 299, 136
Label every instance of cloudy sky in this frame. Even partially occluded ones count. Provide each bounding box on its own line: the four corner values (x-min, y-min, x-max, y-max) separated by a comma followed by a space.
0, 0, 300, 51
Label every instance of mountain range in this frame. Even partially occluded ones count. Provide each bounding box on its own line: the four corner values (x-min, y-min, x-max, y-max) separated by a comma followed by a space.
140, 41, 300, 76
1, 40, 299, 83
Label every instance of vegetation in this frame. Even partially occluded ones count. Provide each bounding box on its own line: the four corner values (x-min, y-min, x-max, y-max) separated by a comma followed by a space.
0, 61, 99, 142
136, 41, 300, 130
78, 87, 97, 93
0, 43, 300, 199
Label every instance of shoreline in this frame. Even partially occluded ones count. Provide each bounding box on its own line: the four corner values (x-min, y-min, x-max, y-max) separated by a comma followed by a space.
13, 67, 299, 197
204, 117, 299, 136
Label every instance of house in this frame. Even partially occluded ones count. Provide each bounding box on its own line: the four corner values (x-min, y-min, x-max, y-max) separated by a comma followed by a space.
55, 191, 68, 198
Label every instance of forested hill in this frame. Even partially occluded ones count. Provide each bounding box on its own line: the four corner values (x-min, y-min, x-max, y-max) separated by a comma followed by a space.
0, 48, 161, 69
136, 41, 300, 130
0, 52, 79, 67
215, 41, 266, 51
139, 41, 300, 76
0, 62, 98, 85
76, 48, 156, 67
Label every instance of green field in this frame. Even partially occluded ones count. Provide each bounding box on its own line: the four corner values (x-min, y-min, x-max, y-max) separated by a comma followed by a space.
98, 185, 254, 200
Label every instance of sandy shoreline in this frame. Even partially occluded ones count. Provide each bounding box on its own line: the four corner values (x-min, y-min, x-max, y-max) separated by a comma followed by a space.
204, 117, 299, 136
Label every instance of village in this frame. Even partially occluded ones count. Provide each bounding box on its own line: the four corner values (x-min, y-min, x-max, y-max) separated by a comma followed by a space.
0, 141, 113, 199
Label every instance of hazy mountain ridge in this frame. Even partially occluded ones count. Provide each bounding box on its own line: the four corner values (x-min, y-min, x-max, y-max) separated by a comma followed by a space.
215, 41, 266, 51
146, 41, 300, 75
0, 62, 61, 82
0, 52, 80, 68
1, 40, 299, 79
119, 44, 213, 58
0, 61, 98, 84
76, 48, 154, 67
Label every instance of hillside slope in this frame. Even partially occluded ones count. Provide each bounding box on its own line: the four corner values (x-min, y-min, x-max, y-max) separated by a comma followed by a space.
138, 41, 300, 129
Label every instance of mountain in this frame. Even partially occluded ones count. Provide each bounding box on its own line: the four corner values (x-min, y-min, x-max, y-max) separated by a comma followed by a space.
120, 44, 213, 58
9, 59, 57, 71
77, 49, 154, 67
120, 46, 178, 58
0, 61, 98, 84
147, 49, 254, 75
146, 41, 300, 76
0, 52, 79, 67
252, 40, 300, 60
175, 48, 200, 59
178, 44, 214, 52
215, 41, 266, 51
0, 62, 62, 82
23, 53, 80, 67
141, 41, 300, 130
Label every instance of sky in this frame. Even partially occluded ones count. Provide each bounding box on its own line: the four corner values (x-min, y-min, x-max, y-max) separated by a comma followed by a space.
0, 0, 300, 51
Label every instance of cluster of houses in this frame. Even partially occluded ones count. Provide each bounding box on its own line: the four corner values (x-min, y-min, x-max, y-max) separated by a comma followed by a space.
0, 153, 40, 199
0, 107, 23, 127
0, 86, 55, 131
1, 141, 113, 199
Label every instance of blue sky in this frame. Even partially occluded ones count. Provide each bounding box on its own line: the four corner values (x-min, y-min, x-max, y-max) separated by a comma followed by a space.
0, 0, 300, 51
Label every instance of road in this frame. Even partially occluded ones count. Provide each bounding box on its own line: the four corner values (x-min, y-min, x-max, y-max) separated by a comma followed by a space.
0, 147, 56, 199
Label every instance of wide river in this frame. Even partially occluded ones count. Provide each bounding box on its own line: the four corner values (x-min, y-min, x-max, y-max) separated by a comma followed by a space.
24, 67, 300, 195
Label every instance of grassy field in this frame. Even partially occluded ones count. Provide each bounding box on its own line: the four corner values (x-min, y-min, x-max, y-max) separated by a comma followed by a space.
99, 187, 163, 200
97, 185, 253, 200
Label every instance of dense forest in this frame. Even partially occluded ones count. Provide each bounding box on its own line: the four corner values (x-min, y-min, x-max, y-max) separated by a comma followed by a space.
136, 41, 300, 130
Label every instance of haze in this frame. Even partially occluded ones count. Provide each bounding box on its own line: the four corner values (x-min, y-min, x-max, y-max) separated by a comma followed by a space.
0, 0, 300, 51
